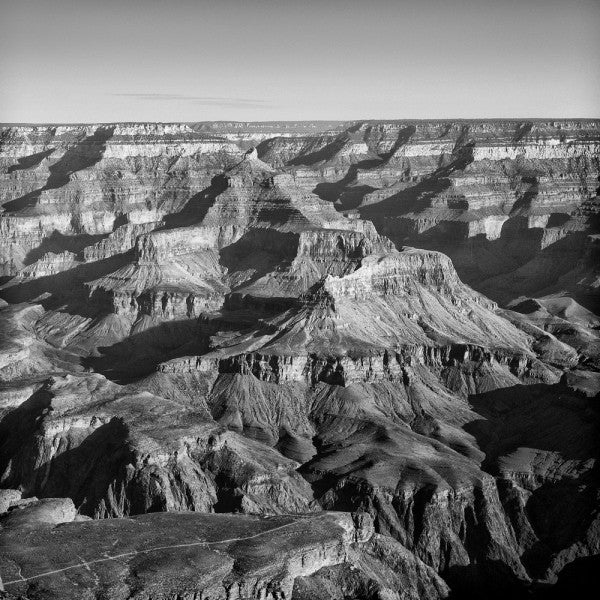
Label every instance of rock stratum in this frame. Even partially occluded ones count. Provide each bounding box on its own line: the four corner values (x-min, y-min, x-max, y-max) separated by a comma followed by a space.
0, 120, 598, 600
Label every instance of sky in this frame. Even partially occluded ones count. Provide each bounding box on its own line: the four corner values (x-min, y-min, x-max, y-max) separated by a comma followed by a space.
1, 0, 599, 122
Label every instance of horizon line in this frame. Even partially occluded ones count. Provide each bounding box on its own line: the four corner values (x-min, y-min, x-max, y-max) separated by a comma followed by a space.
2, 117, 600, 127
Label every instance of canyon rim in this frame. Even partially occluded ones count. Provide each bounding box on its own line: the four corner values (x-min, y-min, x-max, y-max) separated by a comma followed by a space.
0, 1, 599, 600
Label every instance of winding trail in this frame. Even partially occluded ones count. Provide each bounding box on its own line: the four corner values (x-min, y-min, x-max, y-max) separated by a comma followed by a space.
2, 520, 297, 587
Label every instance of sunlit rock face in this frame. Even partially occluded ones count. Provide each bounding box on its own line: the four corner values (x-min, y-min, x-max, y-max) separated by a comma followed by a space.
0, 120, 598, 600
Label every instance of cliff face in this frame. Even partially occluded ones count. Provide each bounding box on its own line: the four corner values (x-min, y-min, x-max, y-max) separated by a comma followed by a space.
0, 121, 598, 600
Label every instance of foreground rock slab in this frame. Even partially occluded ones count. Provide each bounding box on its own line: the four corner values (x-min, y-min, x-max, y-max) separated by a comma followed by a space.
0, 511, 448, 600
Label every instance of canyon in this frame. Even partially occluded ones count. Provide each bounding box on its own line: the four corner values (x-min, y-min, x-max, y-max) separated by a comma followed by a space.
0, 120, 598, 599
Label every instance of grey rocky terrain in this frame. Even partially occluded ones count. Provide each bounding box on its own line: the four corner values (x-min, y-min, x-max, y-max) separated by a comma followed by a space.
0, 120, 598, 599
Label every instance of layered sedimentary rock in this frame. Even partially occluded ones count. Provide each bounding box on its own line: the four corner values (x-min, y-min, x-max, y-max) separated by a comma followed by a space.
0, 123, 239, 277
0, 121, 598, 599
257, 120, 600, 308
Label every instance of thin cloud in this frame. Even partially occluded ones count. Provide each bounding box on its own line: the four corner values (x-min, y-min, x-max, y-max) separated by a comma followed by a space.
112, 93, 270, 108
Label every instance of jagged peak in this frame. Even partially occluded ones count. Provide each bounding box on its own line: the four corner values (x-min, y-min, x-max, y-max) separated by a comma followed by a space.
224, 146, 276, 187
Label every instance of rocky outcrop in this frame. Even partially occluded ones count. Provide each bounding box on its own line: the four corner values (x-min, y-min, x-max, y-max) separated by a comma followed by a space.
0, 496, 77, 529
0, 510, 449, 600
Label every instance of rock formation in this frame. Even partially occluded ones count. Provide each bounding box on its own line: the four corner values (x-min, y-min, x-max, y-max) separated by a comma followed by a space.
0, 120, 598, 599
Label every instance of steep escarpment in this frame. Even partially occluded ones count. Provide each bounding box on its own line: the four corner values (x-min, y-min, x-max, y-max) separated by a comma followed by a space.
0, 121, 598, 600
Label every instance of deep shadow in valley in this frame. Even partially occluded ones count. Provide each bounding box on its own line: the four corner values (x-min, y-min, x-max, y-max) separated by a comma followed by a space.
219, 228, 298, 290
357, 141, 475, 218
465, 382, 599, 579
160, 173, 229, 229
0, 395, 135, 517
369, 211, 596, 311
7, 148, 55, 174
465, 383, 599, 466
82, 318, 209, 384
23, 230, 108, 266
0, 252, 131, 318
447, 554, 600, 600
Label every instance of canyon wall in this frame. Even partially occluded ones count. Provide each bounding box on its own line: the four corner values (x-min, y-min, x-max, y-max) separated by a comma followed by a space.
0, 120, 598, 600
